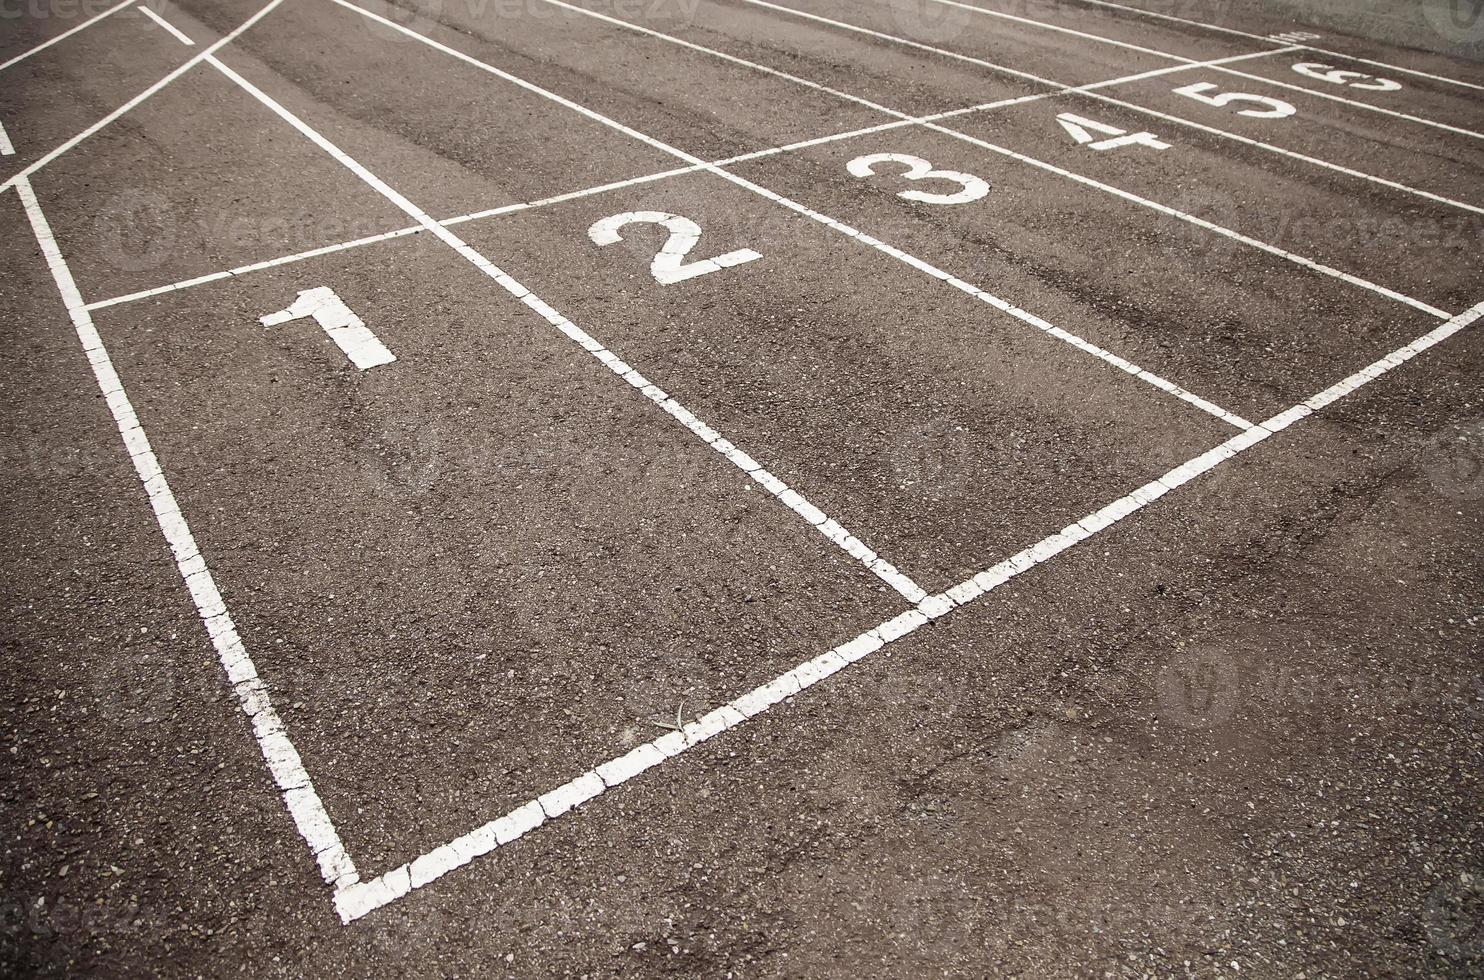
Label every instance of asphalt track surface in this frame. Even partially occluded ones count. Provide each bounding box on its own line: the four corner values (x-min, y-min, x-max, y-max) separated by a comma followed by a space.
1, 0, 1482, 975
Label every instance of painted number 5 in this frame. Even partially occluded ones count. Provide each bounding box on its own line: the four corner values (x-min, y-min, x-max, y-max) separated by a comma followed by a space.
846, 152, 990, 205
588, 211, 762, 285
1173, 81, 1297, 118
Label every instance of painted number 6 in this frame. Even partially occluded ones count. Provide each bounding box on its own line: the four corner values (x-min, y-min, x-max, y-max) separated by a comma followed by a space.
846, 152, 990, 205
588, 211, 761, 285
1292, 62, 1401, 90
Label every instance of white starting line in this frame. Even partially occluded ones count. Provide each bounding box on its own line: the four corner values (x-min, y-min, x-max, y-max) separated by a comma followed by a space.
332, 296, 1484, 923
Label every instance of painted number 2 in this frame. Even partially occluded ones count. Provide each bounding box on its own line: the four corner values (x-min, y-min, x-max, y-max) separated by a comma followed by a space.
1173, 81, 1297, 118
1056, 112, 1170, 151
588, 211, 761, 284
1291, 62, 1401, 90
846, 153, 990, 205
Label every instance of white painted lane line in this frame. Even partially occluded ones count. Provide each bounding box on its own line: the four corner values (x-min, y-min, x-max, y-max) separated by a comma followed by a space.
910, 118, 1451, 320
11, 175, 360, 895
527, 0, 1451, 320
84, 226, 429, 311
338, 0, 1253, 429
202, 53, 929, 606
1059, 0, 1484, 93
333, 297, 1484, 923
913, 0, 1484, 140
0, 0, 288, 195
724, 2, 1454, 318
137, 4, 195, 46
0, 121, 14, 157
83, 55, 1282, 312
0, 0, 135, 74
740, 0, 1481, 215
1208, 63, 1484, 140
1076, 89, 1484, 216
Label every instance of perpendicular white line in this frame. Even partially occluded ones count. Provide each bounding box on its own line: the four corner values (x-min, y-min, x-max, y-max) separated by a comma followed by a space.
0, 121, 13, 157
733, 0, 1454, 318
0, 0, 288, 195
137, 4, 195, 46
83, 56, 1259, 312
1209, 62, 1484, 140
334, 296, 1484, 924
912, 118, 1452, 320
1058, 0, 1484, 93
0, 0, 135, 74
1076, 87, 1484, 216
201, 52, 927, 605
912, 0, 1484, 141
337, 0, 1250, 429
11, 175, 360, 895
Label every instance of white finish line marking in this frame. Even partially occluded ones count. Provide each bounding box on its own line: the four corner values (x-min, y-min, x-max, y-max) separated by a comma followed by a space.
340, 0, 1253, 430
11, 175, 361, 895
332, 297, 1484, 923
137, 4, 194, 46
0, 121, 13, 157
0, 0, 135, 74
261, 287, 396, 370
202, 52, 927, 606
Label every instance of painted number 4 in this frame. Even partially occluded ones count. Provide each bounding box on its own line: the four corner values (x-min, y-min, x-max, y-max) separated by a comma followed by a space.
1056, 113, 1170, 151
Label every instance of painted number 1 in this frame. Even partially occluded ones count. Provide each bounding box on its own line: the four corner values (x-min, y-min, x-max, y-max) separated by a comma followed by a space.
260, 287, 396, 371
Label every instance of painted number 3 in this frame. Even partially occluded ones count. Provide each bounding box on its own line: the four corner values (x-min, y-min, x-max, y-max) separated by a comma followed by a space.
589, 211, 762, 284
846, 152, 991, 205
